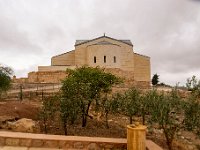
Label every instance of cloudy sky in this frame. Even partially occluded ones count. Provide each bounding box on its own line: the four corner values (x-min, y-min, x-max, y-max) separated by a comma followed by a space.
0, 0, 200, 86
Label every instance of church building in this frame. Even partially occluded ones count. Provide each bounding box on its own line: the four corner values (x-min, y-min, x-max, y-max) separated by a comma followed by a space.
29, 35, 151, 88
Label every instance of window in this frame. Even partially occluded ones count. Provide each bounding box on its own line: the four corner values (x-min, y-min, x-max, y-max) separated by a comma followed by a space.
104, 56, 106, 63
94, 56, 96, 63
114, 56, 116, 63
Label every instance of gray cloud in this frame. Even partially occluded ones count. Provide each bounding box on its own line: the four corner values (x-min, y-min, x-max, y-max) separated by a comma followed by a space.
0, 14, 42, 54
0, 0, 200, 85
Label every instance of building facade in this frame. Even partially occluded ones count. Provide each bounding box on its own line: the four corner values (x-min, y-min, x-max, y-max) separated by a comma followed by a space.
29, 35, 150, 88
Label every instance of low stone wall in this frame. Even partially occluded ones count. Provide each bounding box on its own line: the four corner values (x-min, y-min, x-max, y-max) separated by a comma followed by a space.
12, 77, 29, 84
0, 131, 163, 150
28, 71, 67, 83
0, 131, 126, 149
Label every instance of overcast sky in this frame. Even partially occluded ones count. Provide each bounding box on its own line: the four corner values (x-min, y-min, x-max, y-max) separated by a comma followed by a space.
0, 0, 200, 86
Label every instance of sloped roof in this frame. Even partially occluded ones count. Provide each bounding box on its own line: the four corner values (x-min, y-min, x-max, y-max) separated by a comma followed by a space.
52, 50, 74, 58
134, 52, 150, 58
75, 36, 133, 46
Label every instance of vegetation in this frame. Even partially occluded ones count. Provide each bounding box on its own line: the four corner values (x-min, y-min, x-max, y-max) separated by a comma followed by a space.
152, 73, 159, 86
39, 95, 59, 133
186, 75, 200, 93
149, 89, 183, 150
61, 66, 121, 131
36, 71, 200, 150
184, 92, 200, 136
121, 88, 141, 124
0, 65, 13, 98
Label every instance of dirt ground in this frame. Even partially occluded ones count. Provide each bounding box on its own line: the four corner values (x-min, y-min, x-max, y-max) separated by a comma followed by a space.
0, 100, 40, 120
0, 99, 199, 150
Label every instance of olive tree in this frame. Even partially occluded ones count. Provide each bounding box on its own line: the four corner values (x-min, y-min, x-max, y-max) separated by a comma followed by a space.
101, 93, 122, 128
149, 89, 183, 150
39, 95, 59, 133
60, 77, 81, 135
121, 87, 141, 124
61, 66, 121, 127
184, 92, 200, 136
0, 65, 13, 98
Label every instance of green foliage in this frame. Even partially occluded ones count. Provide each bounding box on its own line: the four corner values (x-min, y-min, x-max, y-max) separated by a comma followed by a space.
184, 92, 200, 136
61, 66, 121, 128
121, 87, 141, 124
0, 65, 13, 97
39, 95, 59, 133
60, 77, 81, 135
186, 75, 200, 93
100, 93, 122, 128
139, 93, 151, 125
152, 73, 159, 86
149, 89, 182, 150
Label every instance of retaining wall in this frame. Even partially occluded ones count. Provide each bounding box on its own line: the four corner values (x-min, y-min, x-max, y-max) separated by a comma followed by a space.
0, 131, 126, 149
0, 131, 163, 150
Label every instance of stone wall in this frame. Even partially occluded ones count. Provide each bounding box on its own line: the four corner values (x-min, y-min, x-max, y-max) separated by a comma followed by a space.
0, 131, 163, 150
38, 65, 76, 72
0, 131, 127, 149
25, 68, 149, 88
74, 37, 135, 71
87, 44, 122, 69
12, 77, 28, 84
134, 53, 151, 82
51, 50, 75, 66
28, 71, 67, 83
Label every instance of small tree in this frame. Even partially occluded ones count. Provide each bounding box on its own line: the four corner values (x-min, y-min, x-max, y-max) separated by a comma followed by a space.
101, 95, 112, 128
61, 66, 121, 127
149, 89, 183, 150
101, 93, 122, 128
121, 87, 141, 124
0, 65, 13, 98
186, 75, 200, 93
139, 93, 151, 125
152, 73, 159, 86
60, 77, 81, 135
39, 95, 59, 133
184, 92, 200, 136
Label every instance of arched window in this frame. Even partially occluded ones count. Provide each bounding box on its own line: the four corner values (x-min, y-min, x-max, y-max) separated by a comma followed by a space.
114, 56, 116, 63
94, 56, 96, 63
104, 56, 106, 63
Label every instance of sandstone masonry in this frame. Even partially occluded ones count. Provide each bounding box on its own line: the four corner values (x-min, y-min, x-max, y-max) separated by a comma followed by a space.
14, 35, 151, 88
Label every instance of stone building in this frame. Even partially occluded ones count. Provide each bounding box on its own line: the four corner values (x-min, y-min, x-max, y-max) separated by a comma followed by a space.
28, 35, 151, 88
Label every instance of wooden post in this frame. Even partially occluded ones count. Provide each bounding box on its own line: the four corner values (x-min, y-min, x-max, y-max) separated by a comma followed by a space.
127, 123, 146, 150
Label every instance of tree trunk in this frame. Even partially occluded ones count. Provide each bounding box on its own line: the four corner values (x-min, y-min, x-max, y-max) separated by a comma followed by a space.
130, 116, 133, 124
43, 118, 47, 134
142, 111, 145, 125
63, 121, 67, 135
82, 102, 91, 127
167, 141, 172, 150
163, 127, 174, 150
82, 114, 87, 127
105, 112, 109, 128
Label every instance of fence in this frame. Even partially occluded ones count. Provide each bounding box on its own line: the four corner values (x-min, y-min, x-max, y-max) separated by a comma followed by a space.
0, 83, 61, 101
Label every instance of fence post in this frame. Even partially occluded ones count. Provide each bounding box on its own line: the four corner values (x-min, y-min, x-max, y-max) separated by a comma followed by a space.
127, 123, 146, 150
19, 84, 23, 102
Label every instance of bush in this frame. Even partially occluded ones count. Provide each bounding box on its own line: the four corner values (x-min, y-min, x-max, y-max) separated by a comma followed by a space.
0, 65, 13, 98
